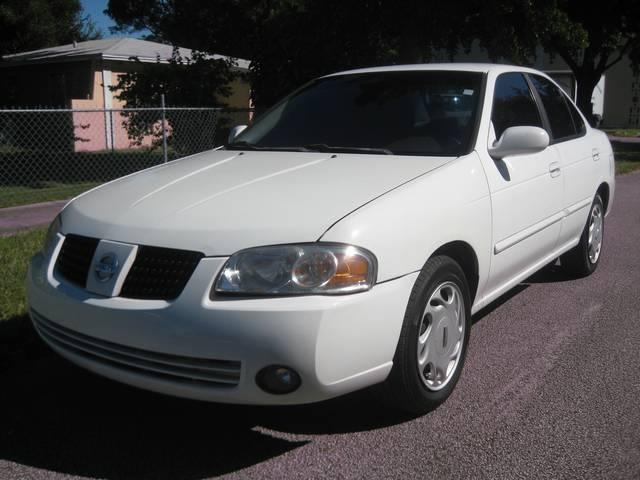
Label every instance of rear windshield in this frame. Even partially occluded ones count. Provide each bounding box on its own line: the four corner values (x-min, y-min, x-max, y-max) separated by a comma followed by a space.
233, 71, 484, 156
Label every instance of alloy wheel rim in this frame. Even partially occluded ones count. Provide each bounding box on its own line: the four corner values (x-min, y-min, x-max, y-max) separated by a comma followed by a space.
417, 281, 465, 391
588, 203, 603, 264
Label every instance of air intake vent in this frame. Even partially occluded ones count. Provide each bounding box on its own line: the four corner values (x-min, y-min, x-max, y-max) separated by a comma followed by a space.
32, 310, 241, 387
120, 245, 203, 300
55, 235, 203, 301
55, 234, 100, 287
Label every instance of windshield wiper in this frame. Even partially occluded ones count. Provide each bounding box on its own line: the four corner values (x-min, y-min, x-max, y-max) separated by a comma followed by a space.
226, 141, 309, 152
303, 144, 393, 155
227, 141, 392, 155
226, 141, 264, 150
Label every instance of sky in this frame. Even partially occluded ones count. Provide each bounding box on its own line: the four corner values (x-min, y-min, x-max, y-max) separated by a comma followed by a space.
81, 0, 132, 38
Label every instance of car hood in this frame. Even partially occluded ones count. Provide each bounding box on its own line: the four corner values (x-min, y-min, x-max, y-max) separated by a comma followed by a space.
62, 149, 450, 255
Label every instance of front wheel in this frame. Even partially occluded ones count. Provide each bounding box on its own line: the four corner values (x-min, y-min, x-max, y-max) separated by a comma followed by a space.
561, 194, 605, 277
382, 256, 472, 414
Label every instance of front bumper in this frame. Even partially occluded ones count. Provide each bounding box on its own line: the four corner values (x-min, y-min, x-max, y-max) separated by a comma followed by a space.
27, 243, 417, 405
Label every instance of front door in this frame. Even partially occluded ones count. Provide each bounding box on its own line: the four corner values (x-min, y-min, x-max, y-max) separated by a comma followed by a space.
480, 72, 564, 300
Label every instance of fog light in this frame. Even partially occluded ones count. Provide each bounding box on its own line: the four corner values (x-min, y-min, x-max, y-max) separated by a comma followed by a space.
256, 365, 301, 394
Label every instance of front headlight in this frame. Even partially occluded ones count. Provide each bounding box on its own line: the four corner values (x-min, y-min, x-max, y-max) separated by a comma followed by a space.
42, 213, 62, 259
214, 244, 377, 296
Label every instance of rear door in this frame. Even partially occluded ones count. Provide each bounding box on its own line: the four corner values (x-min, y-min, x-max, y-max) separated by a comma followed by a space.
527, 74, 596, 248
481, 72, 564, 297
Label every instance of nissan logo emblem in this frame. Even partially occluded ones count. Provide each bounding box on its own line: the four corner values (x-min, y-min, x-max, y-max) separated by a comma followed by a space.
95, 253, 119, 282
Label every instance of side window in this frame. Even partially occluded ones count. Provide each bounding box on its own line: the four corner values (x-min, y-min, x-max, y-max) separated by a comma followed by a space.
491, 73, 543, 139
529, 75, 581, 141
567, 98, 587, 136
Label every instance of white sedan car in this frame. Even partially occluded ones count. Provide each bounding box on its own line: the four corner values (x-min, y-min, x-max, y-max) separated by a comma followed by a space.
28, 64, 614, 413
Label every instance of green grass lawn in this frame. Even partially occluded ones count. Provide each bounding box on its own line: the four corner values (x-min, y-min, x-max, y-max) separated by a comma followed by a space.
0, 181, 100, 209
0, 228, 47, 368
613, 142, 640, 175
0, 228, 45, 321
604, 128, 640, 137
0, 147, 169, 209
616, 161, 640, 175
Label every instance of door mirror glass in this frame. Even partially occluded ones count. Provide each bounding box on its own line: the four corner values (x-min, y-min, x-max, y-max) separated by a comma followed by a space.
489, 126, 549, 159
228, 125, 248, 144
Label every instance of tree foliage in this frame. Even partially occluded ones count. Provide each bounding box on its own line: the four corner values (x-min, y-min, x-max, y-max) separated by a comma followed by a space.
0, 0, 101, 57
111, 48, 237, 153
107, 0, 471, 110
107, 0, 640, 121
242, 1, 474, 109
471, 0, 640, 121
112, 48, 236, 108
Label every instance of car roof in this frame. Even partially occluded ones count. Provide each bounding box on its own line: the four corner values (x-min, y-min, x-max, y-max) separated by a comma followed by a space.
324, 63, 544, 78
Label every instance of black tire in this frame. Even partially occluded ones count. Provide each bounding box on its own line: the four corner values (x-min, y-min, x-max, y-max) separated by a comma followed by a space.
561, 194, 605, 277
382, 255, 472, 414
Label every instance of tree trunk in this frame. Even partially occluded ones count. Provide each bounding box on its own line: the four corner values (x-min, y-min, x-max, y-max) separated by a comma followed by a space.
574, 72, 601, 126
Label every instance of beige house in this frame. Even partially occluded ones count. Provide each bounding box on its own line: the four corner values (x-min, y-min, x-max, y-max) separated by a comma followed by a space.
0, 37, 251, 109
0, 38, 251, 151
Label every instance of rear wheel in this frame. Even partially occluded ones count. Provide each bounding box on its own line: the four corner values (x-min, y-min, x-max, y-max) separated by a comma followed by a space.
561, 194, 604, 277
382, 256, 471, 414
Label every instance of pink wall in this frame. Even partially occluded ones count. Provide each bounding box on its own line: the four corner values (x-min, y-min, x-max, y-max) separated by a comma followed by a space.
70, 70, 160, 152
70, 109, 159, 152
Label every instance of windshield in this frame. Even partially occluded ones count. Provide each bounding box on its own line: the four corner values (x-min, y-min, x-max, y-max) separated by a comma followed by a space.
231, 71, 484, 156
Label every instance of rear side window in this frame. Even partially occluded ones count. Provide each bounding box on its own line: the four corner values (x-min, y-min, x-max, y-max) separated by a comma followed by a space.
567, 98, 587, 136
529, 75, 582, 141
491, 73, 543, 139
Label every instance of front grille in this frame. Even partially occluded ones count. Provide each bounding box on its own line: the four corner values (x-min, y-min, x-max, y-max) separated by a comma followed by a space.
32, 310, 241, 387
121, 246, 204, 300
54, 235, 203, 301
55, 234, 100, 287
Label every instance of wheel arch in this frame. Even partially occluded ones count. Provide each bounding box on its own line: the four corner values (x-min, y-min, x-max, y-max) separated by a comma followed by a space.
597, 182, 610, 212
430, 241, 480, 304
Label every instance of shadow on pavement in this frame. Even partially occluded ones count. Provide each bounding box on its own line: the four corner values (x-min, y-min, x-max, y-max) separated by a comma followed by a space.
471, 283, 529, 325
0, 260, 581, 478
252, 387, 416, 436
472, 258, 587, 324
0, 343, 415, 479
0, 314, 44, 371
523, 261, 582, 284
0, 352, 303, 479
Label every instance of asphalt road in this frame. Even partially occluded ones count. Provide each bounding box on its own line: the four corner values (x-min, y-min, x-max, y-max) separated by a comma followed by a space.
1, 172, 639, 479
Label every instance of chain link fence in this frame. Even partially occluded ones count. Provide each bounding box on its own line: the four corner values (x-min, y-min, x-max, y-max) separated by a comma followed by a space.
0, 106, 253, 208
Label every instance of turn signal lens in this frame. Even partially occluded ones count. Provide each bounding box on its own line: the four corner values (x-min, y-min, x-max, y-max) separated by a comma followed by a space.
327, 249, 371, 289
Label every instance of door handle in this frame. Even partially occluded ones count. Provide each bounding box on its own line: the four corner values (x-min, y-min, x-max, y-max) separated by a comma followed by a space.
549, 162, 561, 177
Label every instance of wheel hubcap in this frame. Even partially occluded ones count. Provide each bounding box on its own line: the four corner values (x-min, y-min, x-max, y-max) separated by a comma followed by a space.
417, 282, 465, 391
588, 203, 603, 264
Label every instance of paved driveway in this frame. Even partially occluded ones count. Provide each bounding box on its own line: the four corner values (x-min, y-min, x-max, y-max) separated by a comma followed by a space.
0, 200, 66, 235
1, 173, 639, 479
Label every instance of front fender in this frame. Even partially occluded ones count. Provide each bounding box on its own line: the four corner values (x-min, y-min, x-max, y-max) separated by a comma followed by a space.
320, 152, 492, 307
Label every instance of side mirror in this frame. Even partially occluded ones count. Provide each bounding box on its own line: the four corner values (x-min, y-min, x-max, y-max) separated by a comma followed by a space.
489, 126, 549, 159
228, 125, 248, 144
